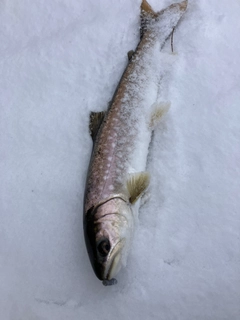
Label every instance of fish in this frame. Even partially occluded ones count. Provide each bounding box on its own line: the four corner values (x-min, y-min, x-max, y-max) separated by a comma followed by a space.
83, 0, 188, 286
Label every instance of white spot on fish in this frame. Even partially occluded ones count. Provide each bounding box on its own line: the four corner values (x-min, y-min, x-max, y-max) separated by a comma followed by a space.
108, 156, 112, 161
108, 185, 114, 191
103, 176, 107, 180
112, 143, 116, 148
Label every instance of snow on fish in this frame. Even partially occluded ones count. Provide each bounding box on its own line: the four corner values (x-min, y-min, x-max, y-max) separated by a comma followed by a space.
83, 0, 188, 286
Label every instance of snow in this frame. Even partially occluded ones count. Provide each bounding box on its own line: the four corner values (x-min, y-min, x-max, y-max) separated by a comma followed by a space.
0, 0, 239, 319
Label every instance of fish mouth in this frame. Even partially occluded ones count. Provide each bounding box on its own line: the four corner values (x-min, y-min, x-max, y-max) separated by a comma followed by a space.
103, 239, 125, 283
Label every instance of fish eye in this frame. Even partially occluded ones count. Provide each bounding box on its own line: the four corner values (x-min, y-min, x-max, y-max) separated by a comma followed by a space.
97, 238, 111, 257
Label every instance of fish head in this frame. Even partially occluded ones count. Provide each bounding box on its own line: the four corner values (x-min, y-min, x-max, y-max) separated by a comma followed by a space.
84, 197, 133, 285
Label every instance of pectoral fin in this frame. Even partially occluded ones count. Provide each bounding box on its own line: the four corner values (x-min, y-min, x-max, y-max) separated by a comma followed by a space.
89, 111, 106, 140
149, 102, 170, 129
127, 172, 150, 204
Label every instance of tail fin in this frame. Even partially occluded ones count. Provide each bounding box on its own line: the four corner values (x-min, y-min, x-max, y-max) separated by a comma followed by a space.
140, 0, 157, 39
140, 0, 188, 39
141, 0, 157, 17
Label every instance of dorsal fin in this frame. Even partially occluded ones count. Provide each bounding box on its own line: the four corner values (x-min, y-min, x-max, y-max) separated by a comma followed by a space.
127, 50, 135, 61
89, 111, 106, 141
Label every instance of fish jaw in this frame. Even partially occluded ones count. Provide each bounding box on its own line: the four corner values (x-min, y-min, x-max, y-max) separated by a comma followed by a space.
84, 198, 134, 283
102, 239, 126, 280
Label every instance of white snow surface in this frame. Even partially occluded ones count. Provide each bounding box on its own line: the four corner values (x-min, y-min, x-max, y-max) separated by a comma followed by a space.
1, 0, 240, 319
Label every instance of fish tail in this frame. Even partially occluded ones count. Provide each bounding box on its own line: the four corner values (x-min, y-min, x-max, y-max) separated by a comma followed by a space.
140, 0, 188, 39
140, 0, 157, 39
141, 0, 156, 17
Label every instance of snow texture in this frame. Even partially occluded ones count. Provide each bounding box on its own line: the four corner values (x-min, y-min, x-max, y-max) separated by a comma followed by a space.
0, 0, 240, 319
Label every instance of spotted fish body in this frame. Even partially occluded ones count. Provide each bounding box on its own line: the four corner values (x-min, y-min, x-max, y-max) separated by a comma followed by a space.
84, 0, 188, 285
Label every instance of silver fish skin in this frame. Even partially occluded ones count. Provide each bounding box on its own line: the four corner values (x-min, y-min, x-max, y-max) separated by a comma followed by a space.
84, 0, 188, 285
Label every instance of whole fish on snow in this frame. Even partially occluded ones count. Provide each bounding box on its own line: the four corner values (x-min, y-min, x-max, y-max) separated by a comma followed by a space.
83, 0, 188, 285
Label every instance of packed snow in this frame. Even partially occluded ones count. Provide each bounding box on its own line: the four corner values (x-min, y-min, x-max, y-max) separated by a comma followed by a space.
0, 0, 240, 319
